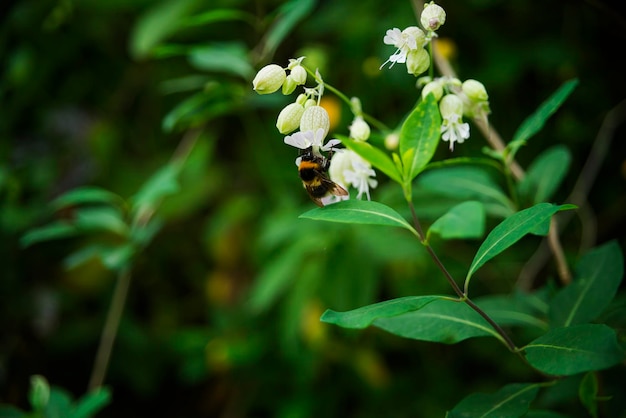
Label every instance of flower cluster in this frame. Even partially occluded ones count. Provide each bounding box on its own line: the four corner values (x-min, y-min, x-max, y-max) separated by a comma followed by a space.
380, 2, 445, 76
418, 76, 490, 151
252, 58, 378, 204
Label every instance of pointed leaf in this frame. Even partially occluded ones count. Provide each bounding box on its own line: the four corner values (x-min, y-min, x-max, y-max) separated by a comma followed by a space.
20, 222, 79, 247
428, 201, 485, 240
524, 324, 624, 375
72, 387, 111, 418
188, 42, 253, 79
519, 145, 571, 204
399, 94, 442, 181
132, 163, 181, 214
299, 200, 417, 236
341, 137, 402, 184
417, 166, 516, 217
448, 383, 541, 418
51, 187, 123, 210
263, 0, 315, 57
475, 293, 549, 331
578, 372, 599, 418
73, 207, 128, 236
466, 203, 575, 284
372, 298, 501, 344
549, 241, 623, 327
321, 295, 443, 329
512, 79, 578, 143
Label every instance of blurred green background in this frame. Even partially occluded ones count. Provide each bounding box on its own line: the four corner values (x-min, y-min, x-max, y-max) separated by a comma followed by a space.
1, 0, 625, 416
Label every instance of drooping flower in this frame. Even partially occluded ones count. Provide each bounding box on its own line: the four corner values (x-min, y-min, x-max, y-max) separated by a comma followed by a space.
252, 64, 286, 94
439, 94, 470, 151
348, 116, 371, 141
329, 150, 377, 200
380, 26, 426, 69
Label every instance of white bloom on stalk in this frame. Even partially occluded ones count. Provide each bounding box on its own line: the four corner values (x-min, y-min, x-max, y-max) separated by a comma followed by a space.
380, 26, 425, 69
439, 94, 470, 151
329, 150, 377, 200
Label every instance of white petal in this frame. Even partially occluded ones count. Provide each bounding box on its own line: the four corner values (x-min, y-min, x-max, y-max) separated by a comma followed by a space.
284, 131, 311, 149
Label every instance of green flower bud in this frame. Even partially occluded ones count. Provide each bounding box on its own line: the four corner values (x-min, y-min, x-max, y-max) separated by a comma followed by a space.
29, 375, 50, 412
349, 116, 371, 141
462, 79, 489, 102
282, 76, 298, 95
439, 94, 464, 119
303, 98, 317, 108
421, 2, 446, 31
300, 105, 330, 138
384, 132, 400, 150
421, 80, 443, 101
276, 102, 305, 134
252, 64, 286, 95
406, 48, 430, 76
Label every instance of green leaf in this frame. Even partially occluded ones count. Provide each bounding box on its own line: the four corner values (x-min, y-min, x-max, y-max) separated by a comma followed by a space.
525, 411, 569, 418
129, 0, 198, 60
512, 79, 578, 143
188, 42, 254, 79
372, 298, 501, 344
51, 187, 124, 210
417, 166, 516, 218
519, 145, 572, 204
448, 382, 541, 418
524, 324, 624, 376
466, 203, 574, 285
73, 207, 128, 236
45, 387, 73, 418
549, 241, 624, 327
262, 0, 315, 58
341, 137, 402, 184
180, 9, 253, 28
428, 201, 485, 240
28, 375, 50, 412
475, 293, 549, 331
20, 222, 78, 247
72, 387, 111, 418
0, 406, 25, 417
399, 94, 442, 181
320, 295, 444, 329
131, 163, 181, 215
299, 200, 417, 236
578, 372, 599, 418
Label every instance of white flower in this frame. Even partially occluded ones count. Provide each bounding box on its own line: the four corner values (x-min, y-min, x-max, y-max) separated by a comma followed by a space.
381, 26, 425, 69
284, 128, 341, 157
348, 116, 371, 141
440, 113, 470, 151
329, 150, 377, 200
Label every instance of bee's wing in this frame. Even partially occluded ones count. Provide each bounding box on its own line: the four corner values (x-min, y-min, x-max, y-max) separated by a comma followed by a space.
328, 180, 348, 197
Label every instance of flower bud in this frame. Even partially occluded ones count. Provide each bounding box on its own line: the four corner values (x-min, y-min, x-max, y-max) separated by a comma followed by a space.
296, 94, 308, 105
29, 375, 50, 411
276, 102, 305, 134
406, 48, 430, 76
303, 98, 317, 108
384, 132, 400, 150
402, 26, 426, 49
421, 80, 443, 101
300, 105, 330, 138
421, 2, 446, 31
282, 76, 298, 95
462, 79, 489, 102
289, 65, 307, 85
349, 116, 371, 141
252, 64, 286, 95
439, 94, 464, 119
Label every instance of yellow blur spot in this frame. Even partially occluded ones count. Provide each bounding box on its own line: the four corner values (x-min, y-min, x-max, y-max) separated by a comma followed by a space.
352, 348, 390, 389
363, 56, 383, 78
205, 338, 231, 372
300, 299, 327, 348
434, 37, 457, 61
320, 96, 342, 133
205, 270, 233, 306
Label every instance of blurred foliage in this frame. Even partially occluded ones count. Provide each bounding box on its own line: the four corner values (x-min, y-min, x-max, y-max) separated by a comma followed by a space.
1, 0, 625, 417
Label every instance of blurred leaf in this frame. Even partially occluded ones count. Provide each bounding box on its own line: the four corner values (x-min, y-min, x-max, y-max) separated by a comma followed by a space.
129, 0, 198, 59
51, 187, 124, 211
73, 207, 128, 236
46, 387, 73, 418
20, 222, 78, 247
525, 411, 569, 418
373, 298, 500, 344
476, 293, 549, 331
399, 94, 442, 181
512, 79, 578, 144
188, 42, 254, 79
262, 0, 316, 58
0, 406, 24, 417
28, 375, 50, 412
417, 166, 515, 217
180, 9, 253, 28
428, 201, 485, 240
579, 372, 599, 418
466, 203, 575, 286
131, 163, 181, 215
448, 382, 541, 418
72, 387, 111, 418
299, 200, 417, 236
99, 244, 136, 271
518, 145, 571, 204
341, 136, 402, 184
549, 241, 623, 327
524, 324, 624, 376
320, 295, 444, 329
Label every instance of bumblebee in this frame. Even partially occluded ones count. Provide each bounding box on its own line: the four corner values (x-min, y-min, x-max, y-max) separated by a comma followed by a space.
298, 147, 348, 207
